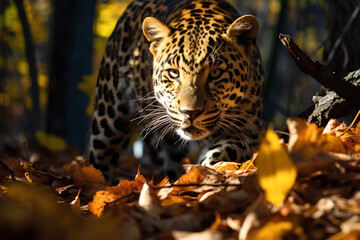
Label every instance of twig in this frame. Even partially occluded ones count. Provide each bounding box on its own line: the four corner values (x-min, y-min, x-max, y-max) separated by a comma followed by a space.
338, 109, 360, 137
105, 191, 141, 204
104, 182, 244, 205
153, 183, 243, 189
20, 142, 31, 164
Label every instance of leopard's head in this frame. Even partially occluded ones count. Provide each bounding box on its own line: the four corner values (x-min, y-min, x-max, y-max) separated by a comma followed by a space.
143, 8, 260, 141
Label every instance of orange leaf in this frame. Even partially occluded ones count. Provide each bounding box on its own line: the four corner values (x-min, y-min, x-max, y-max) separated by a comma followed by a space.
88, 170, 146, 217
160, 195, 187, 206
212, 161, 241, 172
71, 164, 106, 189
238, 160, 256, 171
88, 190, 117, 217
172, 166, 204, 192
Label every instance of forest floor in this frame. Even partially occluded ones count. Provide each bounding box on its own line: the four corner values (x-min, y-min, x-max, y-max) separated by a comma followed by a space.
0, 117, 359, 240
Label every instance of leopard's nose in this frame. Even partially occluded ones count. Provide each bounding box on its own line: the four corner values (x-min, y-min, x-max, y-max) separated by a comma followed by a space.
179, 108, 204, 122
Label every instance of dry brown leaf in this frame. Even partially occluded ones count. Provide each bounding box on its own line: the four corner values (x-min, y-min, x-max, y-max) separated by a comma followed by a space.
24, 171, 50, 185
1, 157, 25, 178
171, 166, 205, 193
88, 171, 146, 217
161, 195, 187, 206
198, 188, 223, 202
323, 119, 360, 153
71, 159, 106, 188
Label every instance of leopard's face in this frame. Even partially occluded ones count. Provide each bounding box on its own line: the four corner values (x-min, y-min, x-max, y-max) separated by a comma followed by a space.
143, 12, 260, 141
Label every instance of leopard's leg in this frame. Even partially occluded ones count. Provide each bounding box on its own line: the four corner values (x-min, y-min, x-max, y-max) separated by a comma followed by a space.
145, 134, 189, 180
88, 58, 139, 181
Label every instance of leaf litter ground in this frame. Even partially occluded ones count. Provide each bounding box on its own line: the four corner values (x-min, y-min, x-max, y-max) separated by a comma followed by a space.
0, 117, 360, 240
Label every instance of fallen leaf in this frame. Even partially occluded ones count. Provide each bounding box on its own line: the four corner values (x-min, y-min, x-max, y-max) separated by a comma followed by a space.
88, 190, 117, 217
160, 194, 187, 206
256, 128, 297, 207
88, 170, 146, 217
71, 159, 106, 188
138, 182, 162, 219
239, 159, 256, 171
248, 221, 294, 240
171, 166, 205, 193
287, 118, 346, 160
212, 161, 240, 172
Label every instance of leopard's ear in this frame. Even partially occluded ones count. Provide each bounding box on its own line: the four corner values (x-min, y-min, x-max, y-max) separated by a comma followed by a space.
143, 17, 171, 55
223, 15, 259, 56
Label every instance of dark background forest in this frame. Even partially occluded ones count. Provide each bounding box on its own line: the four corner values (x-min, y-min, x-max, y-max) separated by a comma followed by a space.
0, 0, 359, 156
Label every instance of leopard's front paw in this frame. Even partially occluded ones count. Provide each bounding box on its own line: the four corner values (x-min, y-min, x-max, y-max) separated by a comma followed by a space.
199, 148, 231, 166
199, 143, 251, 166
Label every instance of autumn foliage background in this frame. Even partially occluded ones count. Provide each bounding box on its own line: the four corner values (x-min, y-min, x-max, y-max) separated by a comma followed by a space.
1, 0, 360, 239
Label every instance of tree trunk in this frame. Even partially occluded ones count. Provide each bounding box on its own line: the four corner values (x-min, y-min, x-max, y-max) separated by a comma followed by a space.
47, 0, 95, 149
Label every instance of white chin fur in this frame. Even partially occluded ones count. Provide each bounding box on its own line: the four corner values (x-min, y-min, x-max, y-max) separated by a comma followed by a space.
176, 129, 193, 140
176, 128, 209, 141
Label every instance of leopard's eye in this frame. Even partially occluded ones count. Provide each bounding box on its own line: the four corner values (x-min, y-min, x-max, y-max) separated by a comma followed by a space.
209, 68, 223, 79
167, 69, 180, 79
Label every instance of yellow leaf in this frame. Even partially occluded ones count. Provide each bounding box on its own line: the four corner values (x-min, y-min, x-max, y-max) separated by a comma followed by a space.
255, 129, 297, 207
248, 221, 293, 240
35, 130, 67, 152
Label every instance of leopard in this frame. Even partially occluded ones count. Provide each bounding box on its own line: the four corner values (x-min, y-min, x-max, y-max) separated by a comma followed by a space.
88, 0, 264, 180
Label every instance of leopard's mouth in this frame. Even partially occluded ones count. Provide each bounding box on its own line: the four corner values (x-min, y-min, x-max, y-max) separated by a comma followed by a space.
176, 126, 209, 140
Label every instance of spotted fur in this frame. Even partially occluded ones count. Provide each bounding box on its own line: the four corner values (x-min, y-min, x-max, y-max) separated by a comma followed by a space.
88, 0, 264, 179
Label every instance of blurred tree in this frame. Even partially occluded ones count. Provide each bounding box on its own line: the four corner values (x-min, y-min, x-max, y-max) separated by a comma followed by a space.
13, 0, 40, 144
323, 0, 360, 77
47, 0, 95, 149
